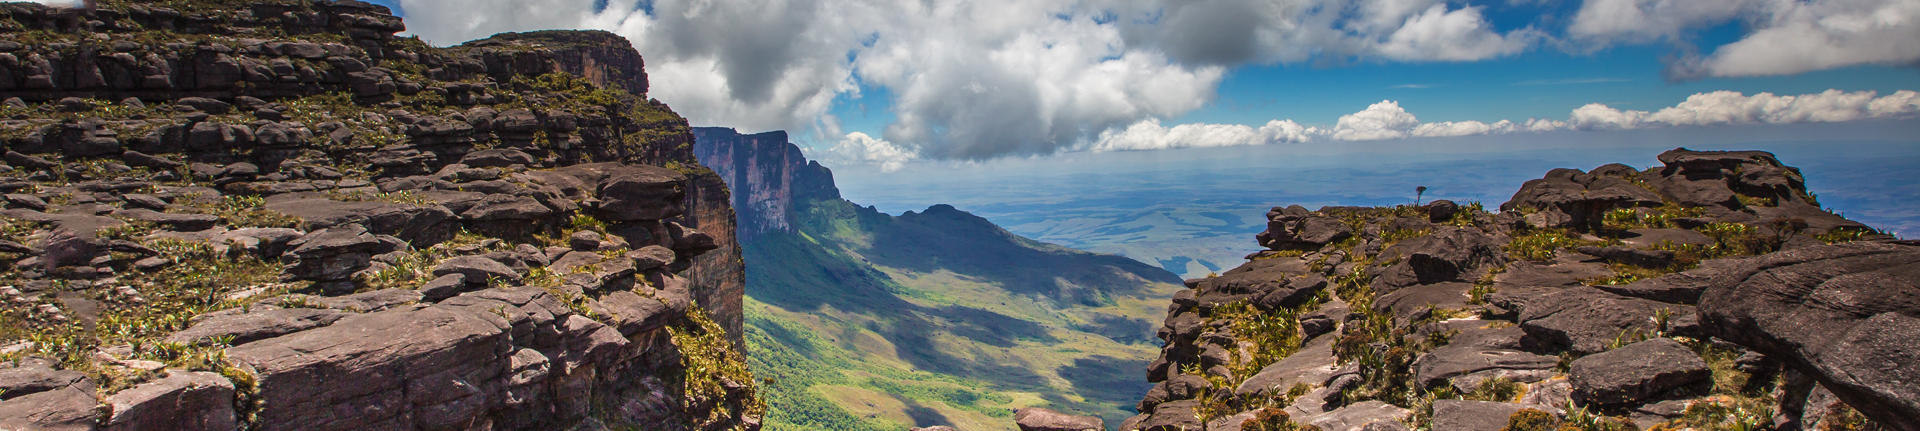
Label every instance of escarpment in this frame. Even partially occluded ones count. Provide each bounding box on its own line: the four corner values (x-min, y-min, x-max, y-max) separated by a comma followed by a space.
1122, 148, 1905, 431
0, 1, 757, 430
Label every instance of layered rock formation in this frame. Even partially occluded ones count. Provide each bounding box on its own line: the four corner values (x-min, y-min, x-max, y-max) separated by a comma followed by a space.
1121, 148, 1902, 430
690, 127, 839, 239
0, 1, 756, 430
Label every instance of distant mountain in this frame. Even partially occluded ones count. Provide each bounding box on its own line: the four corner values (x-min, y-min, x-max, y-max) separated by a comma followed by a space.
695, 128, 1184, 431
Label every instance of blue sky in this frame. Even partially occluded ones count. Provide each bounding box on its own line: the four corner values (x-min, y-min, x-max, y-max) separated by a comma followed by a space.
374, 0, 1918, 172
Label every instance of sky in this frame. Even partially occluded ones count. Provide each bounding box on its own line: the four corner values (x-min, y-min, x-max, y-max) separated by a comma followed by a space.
121, 0, 1920, 174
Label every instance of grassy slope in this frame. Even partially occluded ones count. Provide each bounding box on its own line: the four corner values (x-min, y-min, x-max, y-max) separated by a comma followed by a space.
745, 199, 1184, 431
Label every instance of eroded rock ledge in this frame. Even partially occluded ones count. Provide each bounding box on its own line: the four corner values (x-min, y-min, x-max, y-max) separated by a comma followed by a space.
1121, 148, 1903, 431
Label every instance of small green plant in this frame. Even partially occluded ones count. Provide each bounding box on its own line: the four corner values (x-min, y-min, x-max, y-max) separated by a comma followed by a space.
1506, 229, 1605, 262
1502, 408, 1561, 431
1814, 227, 1877, 244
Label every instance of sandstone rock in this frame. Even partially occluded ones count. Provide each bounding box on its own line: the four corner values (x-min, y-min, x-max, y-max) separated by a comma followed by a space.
1371, 227, 1504, 294
433, 255, 523, 285
101, 370, 236, 431
1430, 400, 1554, 431
420, 273, 468, 301
570, 230, 603, 251
1138, 399, 1202, 431
1573, 245, 1674, 268
1697, 241, 1920, 430
1299, 401, 1409, 431
267, 197, 456, 244
460, 148, 537, 168
1569, 338, 1708, 406
628, 245, 675, 271
166, 307, 348, 345
283, 224, 382, 281
313, 288, 422, 312
1519, 287, 1692, 354
0, 386, 97, 431
598, 167, 686, 221
1235, 333, 1339, 397
113, 208, 220, 231
174, 97, 232, 114
0, 359, 87, 400
227, 304, 514, 431
1013, 407, 1104, 431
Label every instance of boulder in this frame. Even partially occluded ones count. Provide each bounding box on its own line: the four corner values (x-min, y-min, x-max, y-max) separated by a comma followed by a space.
1697, 241, 1920, 430
101, 370, 236, 431
283, 224, 383, 281
1568, 338, 1708, 406
1137, 399, 1202, 431
313, 288, 423, 312
1371, 227, 1504, 293
1519, 287, 1693, 354
1261, 214, 1353, 250
1013, 407, 1104, 431
628, 245, 675, 271
419, 273, 468, 301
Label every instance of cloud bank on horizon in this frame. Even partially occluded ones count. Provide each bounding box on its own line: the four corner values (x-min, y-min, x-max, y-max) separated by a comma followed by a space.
390, 0, 1920, 170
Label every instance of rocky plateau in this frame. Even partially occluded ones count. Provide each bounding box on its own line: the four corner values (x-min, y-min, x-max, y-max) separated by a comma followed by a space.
0, 1, 757, 430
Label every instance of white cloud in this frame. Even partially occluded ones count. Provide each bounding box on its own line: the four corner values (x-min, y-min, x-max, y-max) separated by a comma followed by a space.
1570, 89, 1920, 130
1331, 100, 1422, 141
397, 0, 1540, 162
825, 132, 920, 172
22, 0, 83, 6
1569, 0, 1920, 79
1088, 118, 1318, 152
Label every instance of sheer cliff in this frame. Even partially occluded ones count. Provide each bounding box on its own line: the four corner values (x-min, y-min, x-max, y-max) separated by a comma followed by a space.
694, 128, 1186, 431
0, 1, 756, 430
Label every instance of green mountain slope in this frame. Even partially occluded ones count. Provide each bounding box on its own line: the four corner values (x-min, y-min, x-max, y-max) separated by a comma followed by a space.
744, 197, 1184, 431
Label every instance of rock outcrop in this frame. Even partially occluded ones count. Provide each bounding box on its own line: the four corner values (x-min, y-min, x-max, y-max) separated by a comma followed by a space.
0, 1, 757, 430
1119, 148, 1902, 430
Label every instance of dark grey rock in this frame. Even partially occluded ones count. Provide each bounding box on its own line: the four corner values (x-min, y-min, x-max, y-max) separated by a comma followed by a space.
420, 273, 468, 301
1568, 338, 1708, 406
1698, 241, 1920, 430
1520, 287, 1693, 354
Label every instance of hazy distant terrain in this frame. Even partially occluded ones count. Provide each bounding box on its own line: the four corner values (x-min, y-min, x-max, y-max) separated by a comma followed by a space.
839, 140, 1920, 278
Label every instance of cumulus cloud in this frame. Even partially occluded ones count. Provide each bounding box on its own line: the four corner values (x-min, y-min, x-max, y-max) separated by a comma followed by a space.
1569, 89, 1920, 129
1330, 100, 1422, 141
1569, 0, 1920, 79
823, 132, 920, 173
397, 0, 1540, 162
22, 0, 84, 6
1088, 118, 1318, 152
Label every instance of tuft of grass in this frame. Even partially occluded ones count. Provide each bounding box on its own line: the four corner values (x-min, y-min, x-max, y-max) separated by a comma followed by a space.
1505, 229, 1607, 262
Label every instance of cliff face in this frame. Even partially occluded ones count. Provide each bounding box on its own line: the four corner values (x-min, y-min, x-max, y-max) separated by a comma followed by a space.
1120, 148, 1901, 431
689, 127, 839, 239
0, 1, 756, 430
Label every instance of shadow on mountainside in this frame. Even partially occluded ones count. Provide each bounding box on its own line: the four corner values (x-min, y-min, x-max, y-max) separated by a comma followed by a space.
863, 204, 1182, 300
